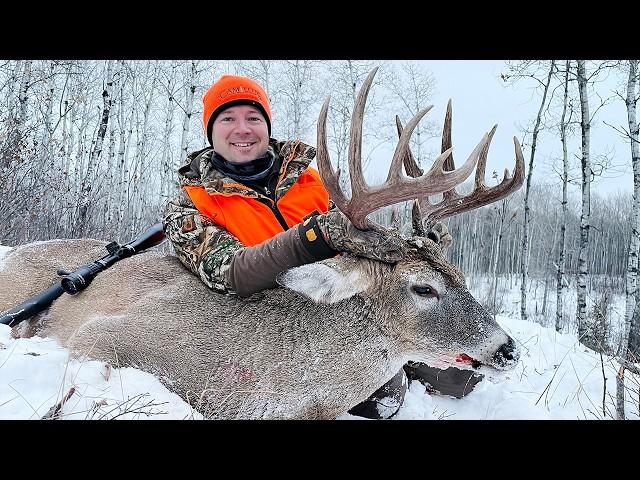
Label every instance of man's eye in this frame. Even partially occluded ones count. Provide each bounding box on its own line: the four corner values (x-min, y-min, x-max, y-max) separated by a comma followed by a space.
411, 285, 439, 299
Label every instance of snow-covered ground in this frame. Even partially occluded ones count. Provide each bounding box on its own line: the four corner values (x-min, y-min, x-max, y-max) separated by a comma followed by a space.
1, 245, 638, 420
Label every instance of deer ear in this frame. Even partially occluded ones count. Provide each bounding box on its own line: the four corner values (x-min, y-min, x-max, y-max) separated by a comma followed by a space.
276, 261, 371, 304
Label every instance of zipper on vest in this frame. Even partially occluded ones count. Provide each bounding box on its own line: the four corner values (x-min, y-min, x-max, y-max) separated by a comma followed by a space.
258, 198, 290, 231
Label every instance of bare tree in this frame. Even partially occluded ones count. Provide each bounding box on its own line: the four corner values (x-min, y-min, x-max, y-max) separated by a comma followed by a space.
73, 60, 114, 237
576, 60, 596, 349
556, 60, 575, 332
503, 60, 556, 321
617, 59, 640, 420
491, 194, 515, 319
623, 59, 640, 358
158, 60, 180, 202
179, 60, 198, 166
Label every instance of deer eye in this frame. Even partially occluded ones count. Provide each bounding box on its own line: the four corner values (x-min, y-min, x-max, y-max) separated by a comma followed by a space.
411, 285, 439, 299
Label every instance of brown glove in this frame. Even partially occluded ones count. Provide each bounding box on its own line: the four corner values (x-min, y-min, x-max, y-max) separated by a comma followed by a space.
316, 210, 406, 263
427, 222, 453, 250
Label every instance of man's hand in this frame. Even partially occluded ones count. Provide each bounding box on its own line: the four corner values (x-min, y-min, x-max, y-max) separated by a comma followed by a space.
316, 211, 406, 263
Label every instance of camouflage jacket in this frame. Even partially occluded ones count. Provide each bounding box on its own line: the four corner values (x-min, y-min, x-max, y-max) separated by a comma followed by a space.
163, 139, 321, 294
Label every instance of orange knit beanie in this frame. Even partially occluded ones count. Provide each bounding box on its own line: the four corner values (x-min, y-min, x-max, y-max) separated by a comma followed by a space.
202, 74, 272, 145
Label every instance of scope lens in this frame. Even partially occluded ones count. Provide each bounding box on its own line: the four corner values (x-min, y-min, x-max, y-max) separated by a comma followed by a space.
61, 276, 79, 294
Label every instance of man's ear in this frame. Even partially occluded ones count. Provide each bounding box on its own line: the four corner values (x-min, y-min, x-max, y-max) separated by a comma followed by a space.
276, 260, 371, 304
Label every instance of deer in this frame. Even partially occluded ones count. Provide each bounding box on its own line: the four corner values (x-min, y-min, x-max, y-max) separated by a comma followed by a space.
0, 68, 525, 419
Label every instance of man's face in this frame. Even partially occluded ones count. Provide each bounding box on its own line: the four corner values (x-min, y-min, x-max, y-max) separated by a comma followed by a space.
211, 105, 270, 164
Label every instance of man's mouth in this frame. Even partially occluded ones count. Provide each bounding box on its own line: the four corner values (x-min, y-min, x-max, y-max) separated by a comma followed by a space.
231, 142, 255, 148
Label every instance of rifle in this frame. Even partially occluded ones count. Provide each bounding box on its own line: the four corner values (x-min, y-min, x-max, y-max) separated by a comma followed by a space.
0, 223, 166, 327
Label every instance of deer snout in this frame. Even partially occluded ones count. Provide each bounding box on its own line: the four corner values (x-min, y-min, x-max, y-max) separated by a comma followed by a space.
492, 337, 519, 369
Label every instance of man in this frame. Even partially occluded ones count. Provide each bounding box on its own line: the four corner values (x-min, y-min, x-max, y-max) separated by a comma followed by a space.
163, 74, 481, 419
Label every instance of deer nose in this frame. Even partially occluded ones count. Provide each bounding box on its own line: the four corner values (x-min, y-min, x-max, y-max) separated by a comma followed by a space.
493, 337, 518, 367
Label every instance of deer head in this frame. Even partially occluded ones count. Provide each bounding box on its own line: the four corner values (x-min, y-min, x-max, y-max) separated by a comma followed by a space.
281, 66, 524, 373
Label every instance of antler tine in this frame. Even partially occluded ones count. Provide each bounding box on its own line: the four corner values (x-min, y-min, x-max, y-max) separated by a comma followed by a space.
348, 67, 378, 200
396, 107, 494, 233
420, 133, 487, 193
395, 115, 423, 178
395, 115, 427, 237
417, 108, 494, 225
441, 99, 455, 173
474, 124, 496, 190
316, 96, 349, 212
421, 131, 525, 228
387, 105, 434, 184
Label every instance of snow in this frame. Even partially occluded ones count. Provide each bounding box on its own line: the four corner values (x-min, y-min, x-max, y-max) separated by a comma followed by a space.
0, 245, 10, 271
1, 243, 638, 419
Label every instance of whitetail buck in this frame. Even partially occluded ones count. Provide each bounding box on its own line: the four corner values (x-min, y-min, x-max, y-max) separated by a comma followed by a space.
0, 68, 524, 419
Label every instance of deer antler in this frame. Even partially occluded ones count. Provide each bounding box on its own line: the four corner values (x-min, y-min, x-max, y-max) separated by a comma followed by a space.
316, 68, 489, 230
396, 100, 525, 232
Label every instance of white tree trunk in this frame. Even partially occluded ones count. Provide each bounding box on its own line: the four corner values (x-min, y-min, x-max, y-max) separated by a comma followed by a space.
576, 60, 593, 348
160, 60, 178, 201
492, 200, 507, 319
16, 60, 32, 129
115, 79, 127, 233
624, 59, 640, 358
129, 63, 158, 235
557, 61, 571, 332
179, 60, 197, 166
520, 61, 555, 321
73, 60, 114, 237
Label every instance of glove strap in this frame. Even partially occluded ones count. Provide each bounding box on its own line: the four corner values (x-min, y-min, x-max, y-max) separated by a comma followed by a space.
297, 215, 336, 259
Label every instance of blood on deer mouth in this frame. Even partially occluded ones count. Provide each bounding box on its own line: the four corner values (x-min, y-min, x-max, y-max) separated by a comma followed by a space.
456, 353, 482, 369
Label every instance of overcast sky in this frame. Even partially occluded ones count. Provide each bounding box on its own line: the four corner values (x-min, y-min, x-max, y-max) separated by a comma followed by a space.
367, 60, 634, 198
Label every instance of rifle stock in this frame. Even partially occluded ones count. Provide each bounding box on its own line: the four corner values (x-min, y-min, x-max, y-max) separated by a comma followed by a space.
0, 223, 166, 327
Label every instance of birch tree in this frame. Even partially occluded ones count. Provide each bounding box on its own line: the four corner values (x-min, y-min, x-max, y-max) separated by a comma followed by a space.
616, 59, 640, 420
73, 60, 114, 237
556, 60, 574, 331
576, 60, 595, 349
504, 60, 556, 321
159, 60, 179, 201
490, 194, 513, 319
623, 59, 640, 359
179, 60, 198, 166
0, 60, 32, 167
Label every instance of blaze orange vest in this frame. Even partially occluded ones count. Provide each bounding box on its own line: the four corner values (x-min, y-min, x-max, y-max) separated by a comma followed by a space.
184, 167, 329, 247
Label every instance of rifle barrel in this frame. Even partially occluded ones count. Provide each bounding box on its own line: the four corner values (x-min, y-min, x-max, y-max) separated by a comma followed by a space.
0, 283, 65, 326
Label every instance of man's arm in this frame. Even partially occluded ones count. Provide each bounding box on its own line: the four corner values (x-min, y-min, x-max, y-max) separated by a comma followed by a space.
163, 192, 334, 296
163, 191, 245, 293
164, 192, 406, 297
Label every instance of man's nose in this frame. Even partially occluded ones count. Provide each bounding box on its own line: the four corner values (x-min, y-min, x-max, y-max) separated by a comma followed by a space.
234, 119, 252, 133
